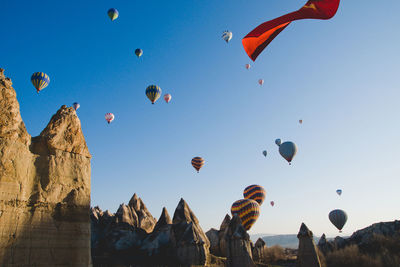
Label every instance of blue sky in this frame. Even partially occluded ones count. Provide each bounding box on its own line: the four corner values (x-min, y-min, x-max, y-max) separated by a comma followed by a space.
2, 0, 400, 237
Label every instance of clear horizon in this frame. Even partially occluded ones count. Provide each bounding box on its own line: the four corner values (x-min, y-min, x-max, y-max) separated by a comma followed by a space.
2, 0, 400, 237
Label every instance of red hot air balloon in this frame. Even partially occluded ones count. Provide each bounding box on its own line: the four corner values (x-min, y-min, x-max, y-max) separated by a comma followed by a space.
258, 79, 264, 86
270, 201, 275, 207
164, 94, 172, 103
245, 64, 251, 70
105, 113, 115, 124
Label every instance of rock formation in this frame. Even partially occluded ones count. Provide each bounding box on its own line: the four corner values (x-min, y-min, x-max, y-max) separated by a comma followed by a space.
225, 214, 255, 267
0, 69, 91, 266
297, 223, 321, 267
252, 238, 267, 263
91, 195, 211, 266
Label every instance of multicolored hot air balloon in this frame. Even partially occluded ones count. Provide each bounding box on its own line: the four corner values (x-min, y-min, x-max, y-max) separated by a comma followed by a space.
270, 201, 275, 207
191, 157, 205, 173
222, 31, 233, 43
279, 141, 298, 165
107, 8, 119, 21
243, 185, 266, 206
31, 72, 50, 93
105, 113, 115, 124
275, 139, 282, 146
135, 48, 143, 58
231, 199, 260, 231
245, 64, 251, 70
146, 85, 162, 104
72, 102, 80, 111
336, 189, 342, 196
164, 94, 171, 103
262, 150, 267, 157
329, 209, 348, 233
258, 79, 264, 86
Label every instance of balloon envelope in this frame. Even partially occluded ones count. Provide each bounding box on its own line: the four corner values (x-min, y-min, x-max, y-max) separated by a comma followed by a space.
299, 119, 303, 124
279, 141, 298, 164
270, 201, 274, 207
243, 185, 266, 206
336, 189, 342, 196
72, 102, 80, 111
105, 113, 115, 124
245, 64, 251, 70
135, 48, 143, 58
191, 157, 205, 173
262, 150, 267, 157
329, 209, 348, 232
164, 94, 172, 103
108, 8, 119, 21
222, 31, 233, 43
258, 79, 264, 85
275, 139, 282, 146
146, 85, 162, 104
231, 199, 260, 230
31, 72, 50, 93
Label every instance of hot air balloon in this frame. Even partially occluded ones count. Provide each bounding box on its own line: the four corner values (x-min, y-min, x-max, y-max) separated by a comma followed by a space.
243, 185, 266, 206
72, 102, 80, 111
191, 157, 205, 173
279, 141, 298, 165
258, 79, 264, 86
135, 48, 143, 58
31, 72, 50, 93
107, 8, 119, 21
105, 113, 114, 124
231, 199, 260, 231
336, 189, 342, 196
299, 119, 303, 124
275, 139, 282, 146
329, 209, 348, 233
245, 64, 251, 70
262, 150, 267, 157
146, 85, 162, 104
164, 94, 172, 103
222, 31, 233, 43
270, 201, 275, 207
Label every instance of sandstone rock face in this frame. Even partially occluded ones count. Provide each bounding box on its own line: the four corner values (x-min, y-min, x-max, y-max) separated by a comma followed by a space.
252, 238, 267, 263
297, 223, 321, 267
225, 215, 255, 267
0, 69, 91, 266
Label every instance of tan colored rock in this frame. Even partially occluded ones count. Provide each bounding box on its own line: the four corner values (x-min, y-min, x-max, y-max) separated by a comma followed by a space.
252, 238, 267, 263
0, 69, 91, 266
297, 223, 321, 267
128, 193, 157, 233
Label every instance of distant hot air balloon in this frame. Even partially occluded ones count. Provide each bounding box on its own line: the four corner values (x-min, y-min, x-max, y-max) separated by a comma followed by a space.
108, 8, 119, 21
262, 150, 267, 157
105, 113, 115, 124
279, 141, 298, 165
72, 102, 80, 111
275, 139, 282, 146
146, 85, 162, 104
299, 119, 303, 124
135, 48, 143, 58
222, 31, 233, 43
231, 199, 260, 230
31, 72, 50, 93
243, 185, 266, 206
245, 64, 251, 70
191, 157, 205, 173
164, 94, 172, 103
329, 209, 348, 233
270, 201, 275, 207
336, 189, 342, 196
258, 79, 264, 86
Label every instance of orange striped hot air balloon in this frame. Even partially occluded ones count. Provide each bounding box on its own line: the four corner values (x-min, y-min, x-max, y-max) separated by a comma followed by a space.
191, 157, 205, 173
231, 199, 260, 230
243, 185, 266, 206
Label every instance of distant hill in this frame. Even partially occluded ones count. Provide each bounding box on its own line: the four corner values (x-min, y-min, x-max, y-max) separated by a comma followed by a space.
251, 234, 335, 249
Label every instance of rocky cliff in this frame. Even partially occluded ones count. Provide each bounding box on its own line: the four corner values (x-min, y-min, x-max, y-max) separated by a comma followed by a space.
0, 69, 91, 266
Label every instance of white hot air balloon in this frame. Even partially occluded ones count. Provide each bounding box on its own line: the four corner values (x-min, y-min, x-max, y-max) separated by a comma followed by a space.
245, 64, 251, 70
105, 113, 115, 124
222, 31, 233, 43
